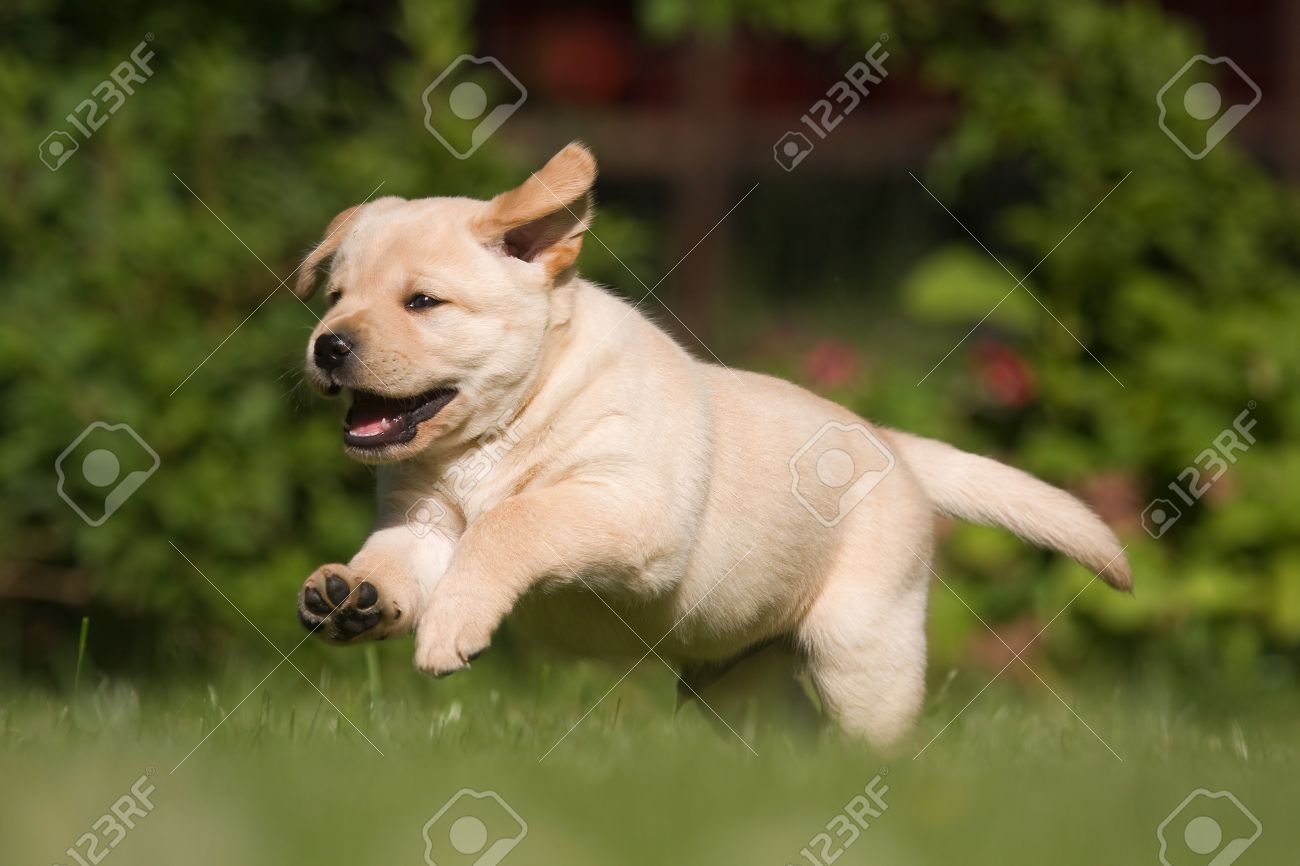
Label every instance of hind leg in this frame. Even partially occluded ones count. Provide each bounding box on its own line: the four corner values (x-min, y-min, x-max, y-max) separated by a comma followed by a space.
676, 640, 821, 741
799, 554, 931, 750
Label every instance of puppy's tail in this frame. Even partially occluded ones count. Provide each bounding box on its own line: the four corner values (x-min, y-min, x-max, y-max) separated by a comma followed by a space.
888, 431, 1132, 590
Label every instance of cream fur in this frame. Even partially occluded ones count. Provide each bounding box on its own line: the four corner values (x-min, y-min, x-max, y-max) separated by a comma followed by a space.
294, 143, 1132, 748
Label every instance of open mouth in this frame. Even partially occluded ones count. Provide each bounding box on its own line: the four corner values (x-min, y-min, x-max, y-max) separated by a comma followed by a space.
343, 387, 458, 448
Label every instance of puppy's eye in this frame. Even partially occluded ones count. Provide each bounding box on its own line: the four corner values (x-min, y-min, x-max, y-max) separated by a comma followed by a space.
406, 293, 443, 311
326, 292, 342, 308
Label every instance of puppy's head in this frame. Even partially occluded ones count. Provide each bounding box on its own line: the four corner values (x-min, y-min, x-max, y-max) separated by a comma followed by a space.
297, 143, 596, 464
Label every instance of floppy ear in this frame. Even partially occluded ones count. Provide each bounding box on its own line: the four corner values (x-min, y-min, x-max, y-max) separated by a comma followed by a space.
475, 142, 597, 278
295, 204, 364, 299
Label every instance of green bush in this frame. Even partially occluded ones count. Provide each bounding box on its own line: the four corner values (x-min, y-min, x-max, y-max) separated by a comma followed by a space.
647, 0, 1300, 676
1, 0, 621, 670
4, 0, 1298, 683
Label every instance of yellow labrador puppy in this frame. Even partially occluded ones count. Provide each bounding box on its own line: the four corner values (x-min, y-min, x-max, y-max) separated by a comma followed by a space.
295, 142, 1131, 747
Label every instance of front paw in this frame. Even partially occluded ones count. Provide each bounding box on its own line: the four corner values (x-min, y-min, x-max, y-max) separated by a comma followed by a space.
298, 563, 408, 644
412, 603, 493, 678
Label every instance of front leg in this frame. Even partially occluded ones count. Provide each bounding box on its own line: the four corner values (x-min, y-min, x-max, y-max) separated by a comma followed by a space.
414, 483, 646, 677
299, 522, 455, 644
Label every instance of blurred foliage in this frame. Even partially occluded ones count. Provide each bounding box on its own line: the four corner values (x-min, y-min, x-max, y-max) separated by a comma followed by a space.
0, 0, 644, 674
2, 0, 1299, 686
646, 0, 1300, 680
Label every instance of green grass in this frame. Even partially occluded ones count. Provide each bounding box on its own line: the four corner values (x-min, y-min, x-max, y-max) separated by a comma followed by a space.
4, 643, 1297, 866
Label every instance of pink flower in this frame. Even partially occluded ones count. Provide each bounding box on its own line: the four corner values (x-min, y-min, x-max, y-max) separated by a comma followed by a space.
970, 340, 1036, 407
802, 339, 862, 389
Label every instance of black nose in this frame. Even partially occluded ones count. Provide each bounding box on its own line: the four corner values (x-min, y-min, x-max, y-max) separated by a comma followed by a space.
314, 332, 354, 372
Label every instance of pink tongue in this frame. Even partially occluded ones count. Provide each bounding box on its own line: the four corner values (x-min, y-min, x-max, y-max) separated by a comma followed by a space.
350, 417, 391, 437
348, 403, 397, 436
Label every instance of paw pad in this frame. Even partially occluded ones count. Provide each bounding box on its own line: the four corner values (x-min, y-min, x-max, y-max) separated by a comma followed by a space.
298, 567, 395, 643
